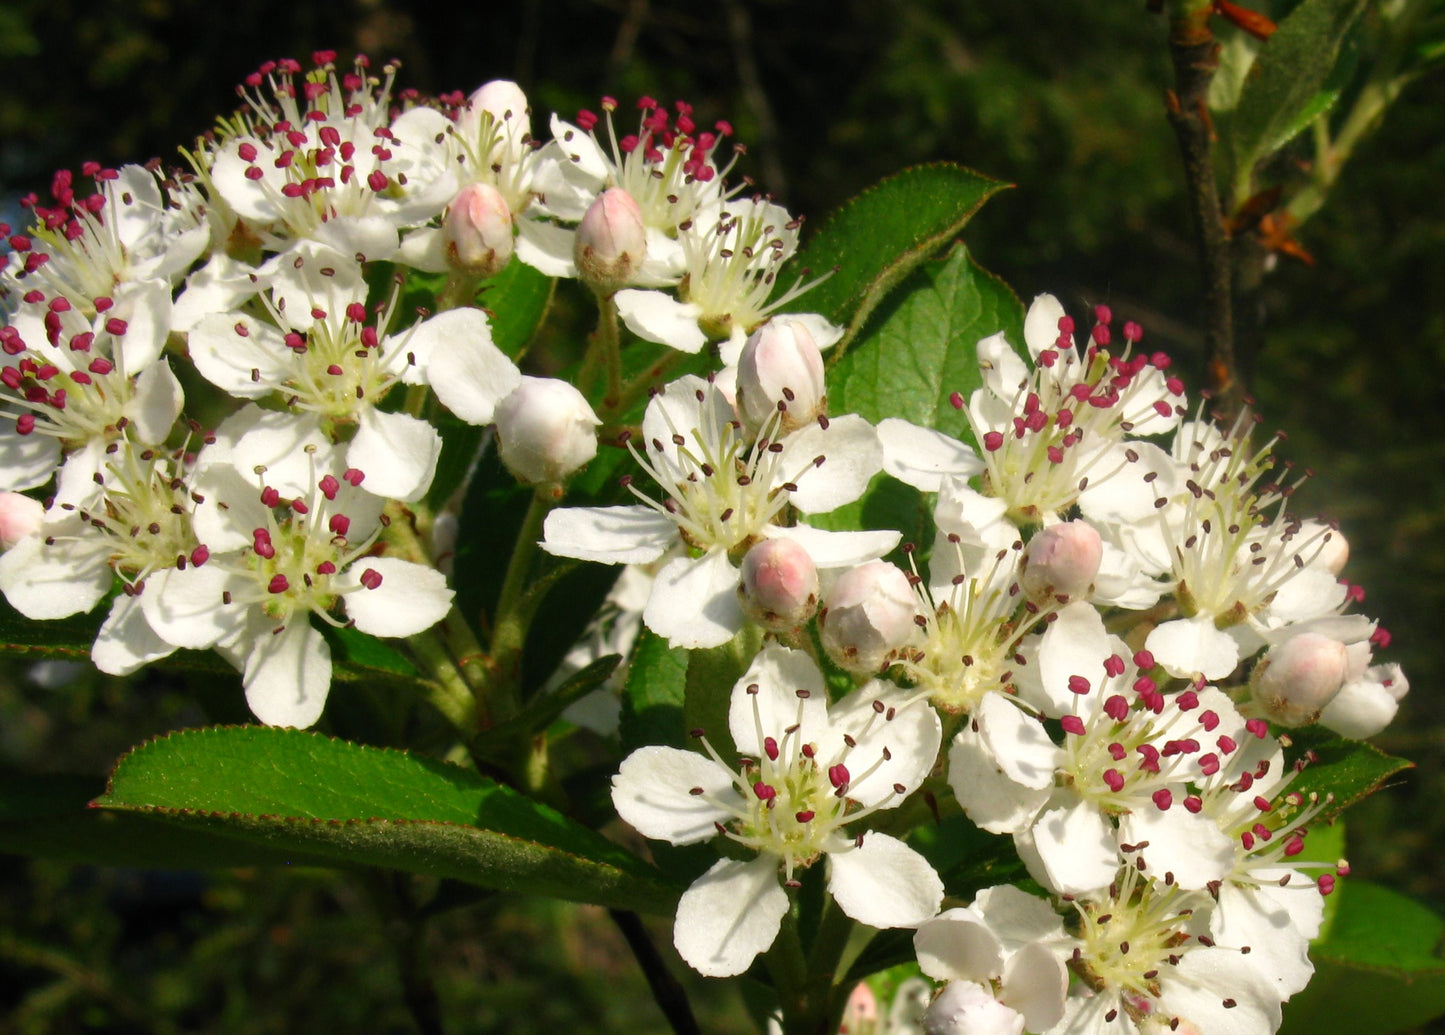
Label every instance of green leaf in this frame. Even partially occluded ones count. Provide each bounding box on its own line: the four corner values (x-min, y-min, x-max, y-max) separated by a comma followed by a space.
619, 629, 690, 753
94, 726, 677, 913
828, 241, 1024, 440
0, 596, 101, 660
477, 257, 554, 360
1229, 0, 1368, 188
785, 164, 1009, 354
1286, 727, 1412, 822
1281, 881, 1445, 1035
0, 772, 340, 870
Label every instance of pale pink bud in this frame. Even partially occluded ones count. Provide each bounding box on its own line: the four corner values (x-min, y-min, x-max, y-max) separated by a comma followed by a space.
924, 980, 1024, 1035
575, 188, 647, 294
0, 492, 42, 550
494, 376, 601, 484
1250, 632, 1349, 726
819, 560, 918, 675
738, 538, 819, 632
736, 318, 826, 435
1021, 520, 1102, 601
444, 183, 514, 278
839, 983, 879, 1031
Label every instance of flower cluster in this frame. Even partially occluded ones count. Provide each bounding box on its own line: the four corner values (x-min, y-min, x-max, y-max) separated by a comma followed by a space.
0, 51, 1408, 1035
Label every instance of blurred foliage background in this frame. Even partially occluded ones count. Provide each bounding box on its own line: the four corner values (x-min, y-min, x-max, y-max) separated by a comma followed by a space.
1, 0, 1442, 1031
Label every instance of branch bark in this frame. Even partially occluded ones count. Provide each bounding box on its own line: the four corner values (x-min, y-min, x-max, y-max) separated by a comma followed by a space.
1164, 4, 1245, 418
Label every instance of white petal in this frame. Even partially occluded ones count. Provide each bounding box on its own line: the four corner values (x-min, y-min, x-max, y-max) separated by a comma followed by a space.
1030, 601, 1111, 716
424, 308, 522, 425
141, 562, 249, 649
338, 557, 453, 638
976, 693, 1062, 791
125, 359, 185, 444
786, 414, 882, 514
947, 725, 1051, 836
1025, 798, 1118, 895
541, 505, 676, 564
513, 218, 578, 278
1319, 673, 1401, 739
243, 620, 333, 728
971, 885, 1070, 953
1146, 616, 1241, 680
876, 418, 983, 492
225, 409, 330, 496
0, 527, 112, 619
673, 856, 788, 978
394, 226, 449, 274
611, 745, 741, 844
764, 524, 899, 568
172, 254, 264, 331
1000, 941, 1069, 1034
1022, 294, 1069, 358
112, 279, 172, 373
914, 906, 1004, 983
728, 643, 830, 755
1212, 879, 1318, 998
1160, 947, 1282, 1035
53, 440, 106, 510
643, 550, 744, 649
347, 409, 441, 502
399, 306, 495, 387
825, 688, 941, 807
91, 594, 177, 675
1117, 803, 1234, 890
188, 312, 288, 397
0, 424, 60, 492
827, 832, 943, 928
616, 290, 707, 352
785, 312, 843, 351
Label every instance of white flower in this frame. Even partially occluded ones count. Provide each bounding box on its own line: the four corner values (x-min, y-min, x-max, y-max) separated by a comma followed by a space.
187, 248, 519, 501
541, 374, 895, 647
141, 421, 452, 727
0, 437, 207, 674
610, 644, 943, 976
615, 198, 839, 355
494, 375, 600, 485
516, 96, 739, 282
199, 54, 457, 259
0, 278, 181, 502
914, 885, 1072, 1035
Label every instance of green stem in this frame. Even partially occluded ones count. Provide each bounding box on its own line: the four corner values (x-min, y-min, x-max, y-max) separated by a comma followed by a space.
593, 292, 624, 413
407, 627, 482, 731
437, 272, 483, 312
765, 910, 813, 1033
600, 349, 685, 423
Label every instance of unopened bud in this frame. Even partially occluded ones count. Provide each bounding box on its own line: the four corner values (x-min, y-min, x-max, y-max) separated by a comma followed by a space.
924, 980, 1024, 1035
735, 319, 826, 435
0, 492, 42, 550
738, 538, 819, 632
575, 188, 647, 295
1021, 520, 1102, 602
840, 983, 879, 1031
819, 561, 918, 675
444, 183, 514, 278
494, 376, 601, 485
1250, 632, 1349, 726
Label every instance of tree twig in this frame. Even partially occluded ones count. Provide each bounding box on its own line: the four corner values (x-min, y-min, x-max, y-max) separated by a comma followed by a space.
1163, 3, 1245, 418
608, 909, 700, 1035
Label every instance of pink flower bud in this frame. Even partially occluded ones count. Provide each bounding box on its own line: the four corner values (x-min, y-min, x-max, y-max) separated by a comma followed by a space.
494, 376, 601, 484
444, 183, 513, 278
819, 560, 918, 675
0, 492, 42, 550
1250, 632, 1349, 726
735, 319, 826, 435
1021, 520, 1103, 601
738, 538, 819, 632
574, 188, 647, 295
840, 983, 879, 1030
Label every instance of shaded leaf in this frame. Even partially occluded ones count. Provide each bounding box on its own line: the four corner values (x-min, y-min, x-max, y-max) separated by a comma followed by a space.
1287, 726, 1412, 821
619, 629, 689, 753
95, 726, 677, 912
1281, 881, 1445, 1035
785, 164, 1009, 354
829, 241, 1024, 441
